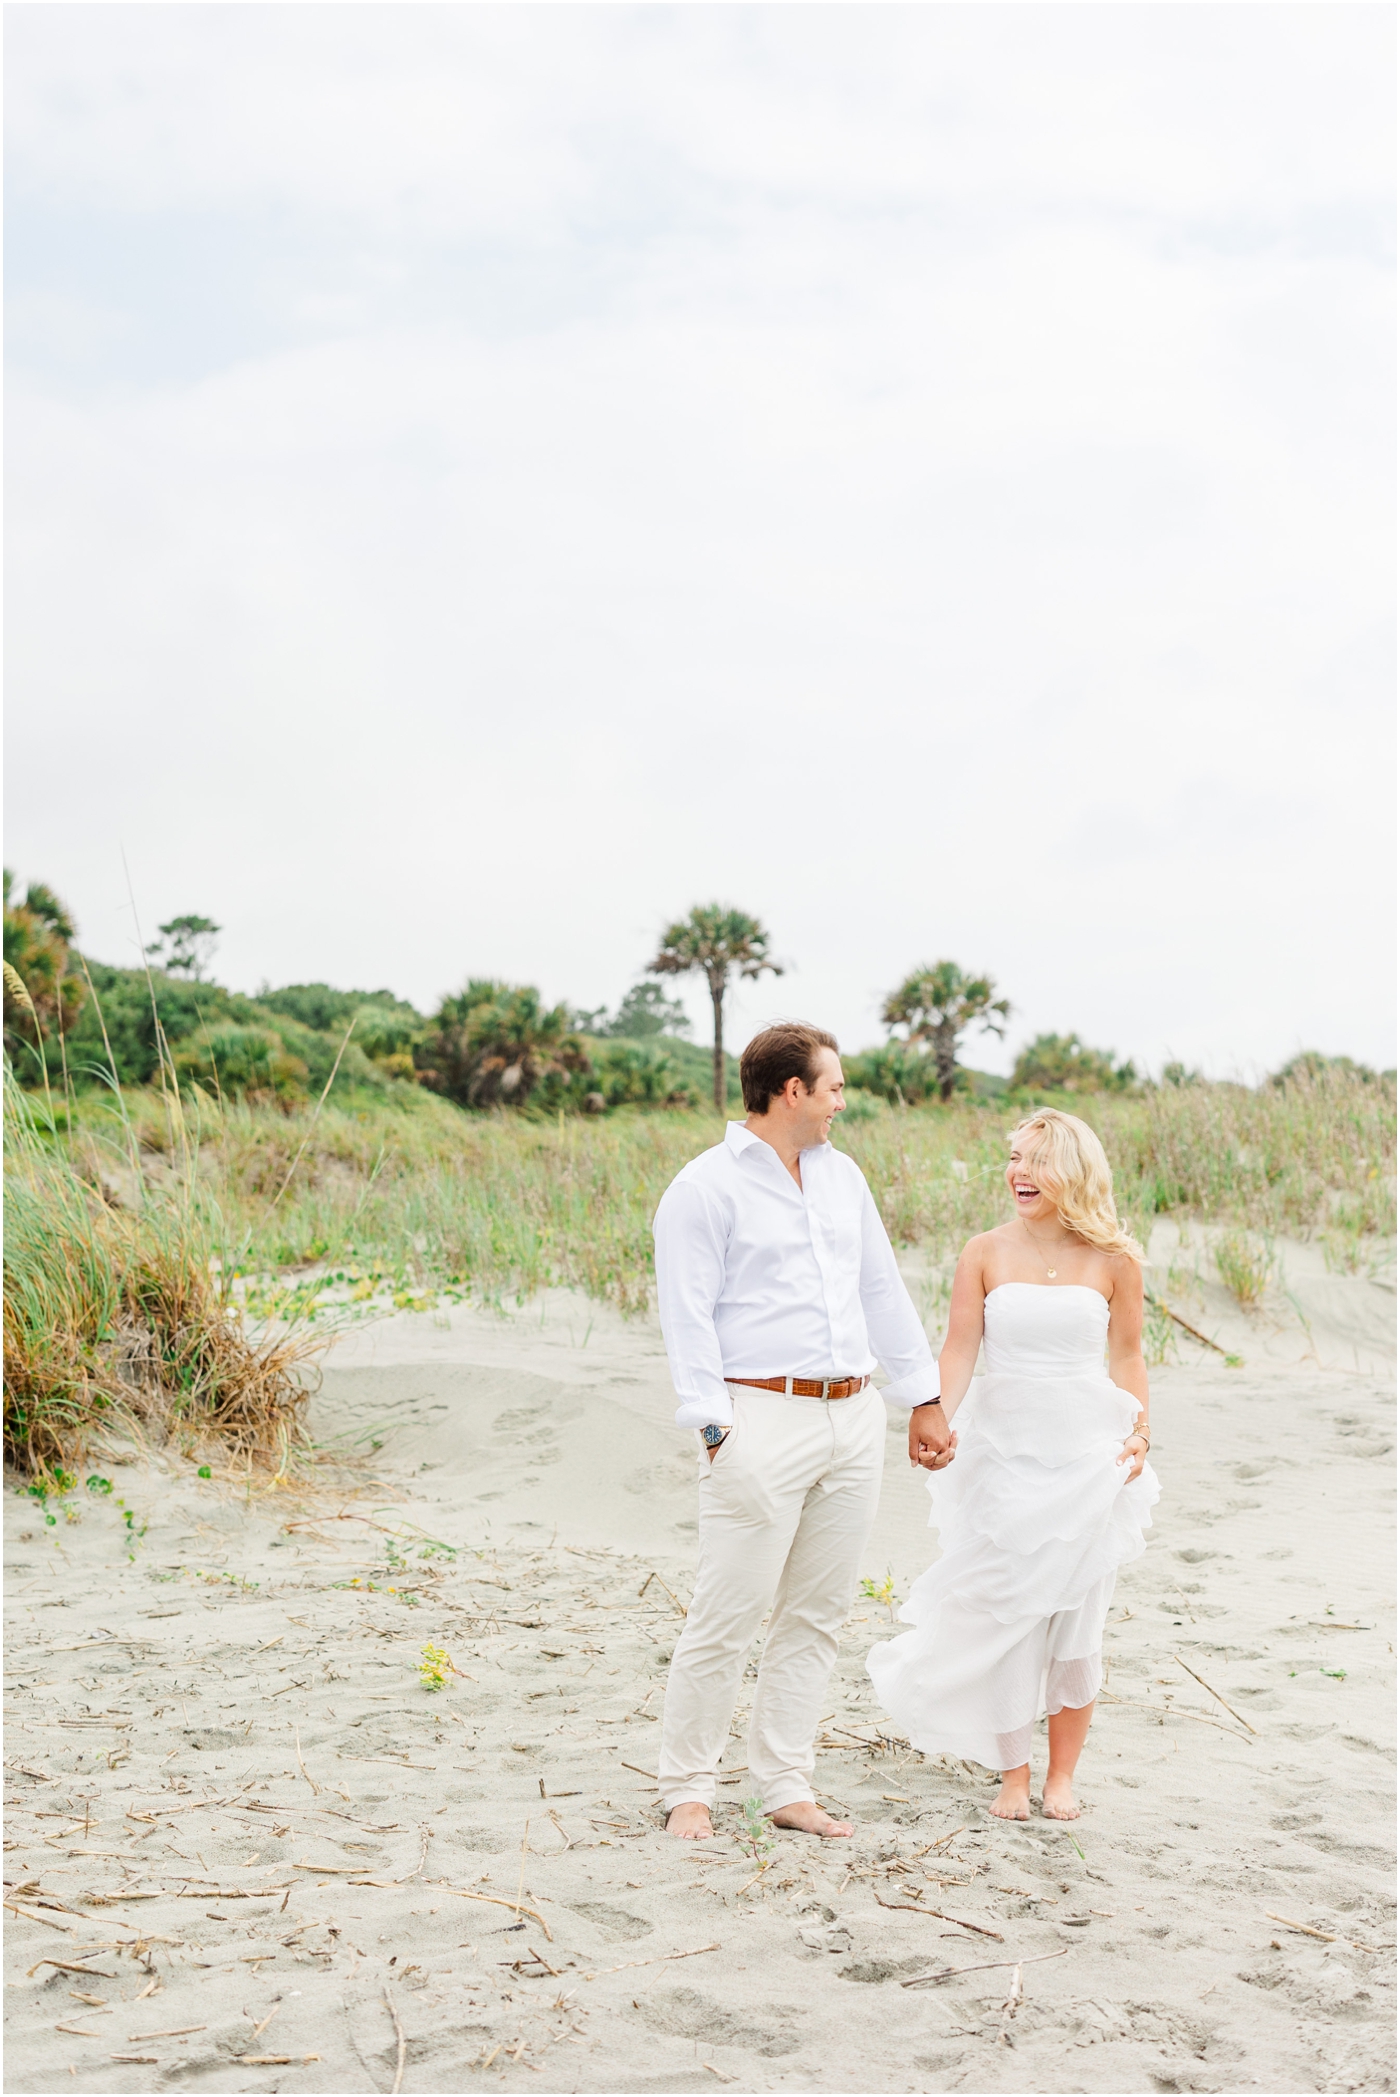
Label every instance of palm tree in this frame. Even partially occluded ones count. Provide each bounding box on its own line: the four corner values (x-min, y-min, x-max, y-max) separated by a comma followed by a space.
650, 905, 783, 1112
881, 961, 1010, 1102
1011, 1032, 1136, 1094
415, 980, 589, 1108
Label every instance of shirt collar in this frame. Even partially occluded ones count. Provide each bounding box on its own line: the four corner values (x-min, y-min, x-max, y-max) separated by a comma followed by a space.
725, 1121, 830, 1167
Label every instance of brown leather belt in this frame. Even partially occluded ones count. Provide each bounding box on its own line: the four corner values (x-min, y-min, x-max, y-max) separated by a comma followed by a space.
728, 1374, 871, 1401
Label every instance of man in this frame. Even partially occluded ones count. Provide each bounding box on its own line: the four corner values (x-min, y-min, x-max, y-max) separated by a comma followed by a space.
653, 1021, 952, 1841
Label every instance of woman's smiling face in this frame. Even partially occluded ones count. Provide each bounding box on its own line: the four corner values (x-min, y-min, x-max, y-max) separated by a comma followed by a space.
1005, 1136, 1059, 1225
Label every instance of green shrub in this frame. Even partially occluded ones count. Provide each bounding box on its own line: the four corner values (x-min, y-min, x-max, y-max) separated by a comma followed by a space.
4, 872, 85, 1069
171, 1025, 310, 1103
63, 966, 392, 1102
256, 981, 420, 1036
63, 962, 225, 1088
1011, 1033, 1136, 1094
842, 1040, 943, 1104
583, 1039, 700, 1110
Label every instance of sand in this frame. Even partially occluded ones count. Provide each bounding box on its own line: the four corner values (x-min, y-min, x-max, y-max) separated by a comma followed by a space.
4, 1233, 1395, 2095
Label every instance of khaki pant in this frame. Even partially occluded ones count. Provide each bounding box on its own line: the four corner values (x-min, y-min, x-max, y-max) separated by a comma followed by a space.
658, 1380, 886, 1816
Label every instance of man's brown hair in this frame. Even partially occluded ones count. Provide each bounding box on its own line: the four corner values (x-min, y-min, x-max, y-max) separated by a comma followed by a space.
740, 1022, 840, 1115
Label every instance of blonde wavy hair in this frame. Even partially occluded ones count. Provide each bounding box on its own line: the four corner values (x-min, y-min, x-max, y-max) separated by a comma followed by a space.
1010, 1108, 1144, 1262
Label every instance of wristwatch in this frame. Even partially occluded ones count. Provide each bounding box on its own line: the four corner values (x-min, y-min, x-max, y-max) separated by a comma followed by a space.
701, 1424, 730, 1450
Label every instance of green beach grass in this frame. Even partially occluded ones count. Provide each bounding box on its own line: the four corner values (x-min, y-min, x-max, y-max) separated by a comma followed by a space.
6, 1060, 1392, 1476
73, 1060, 1400, 1303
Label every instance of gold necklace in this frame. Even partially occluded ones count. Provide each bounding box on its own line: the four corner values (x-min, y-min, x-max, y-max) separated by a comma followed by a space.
1021, 1220, 1073, 1279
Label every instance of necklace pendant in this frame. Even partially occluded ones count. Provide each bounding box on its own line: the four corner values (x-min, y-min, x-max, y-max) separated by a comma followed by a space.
1047, 1268, 1057, 1278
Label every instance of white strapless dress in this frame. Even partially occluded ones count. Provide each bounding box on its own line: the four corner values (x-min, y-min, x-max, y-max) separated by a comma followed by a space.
867, 1283, 1159, 1772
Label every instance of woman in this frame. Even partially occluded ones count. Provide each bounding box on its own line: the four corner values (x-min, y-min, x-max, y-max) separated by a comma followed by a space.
867, 1108, 1158, 1821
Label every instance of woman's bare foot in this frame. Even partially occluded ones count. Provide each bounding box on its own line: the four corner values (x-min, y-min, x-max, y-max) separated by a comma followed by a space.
665, 1802, 714, 1840
989, 1770, 1031, 1820
1041, 1773, 1080, 1820
768, 1801, 854, 1838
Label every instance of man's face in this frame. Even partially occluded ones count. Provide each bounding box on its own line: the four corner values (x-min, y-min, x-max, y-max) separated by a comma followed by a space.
796, 1048, 846, 1143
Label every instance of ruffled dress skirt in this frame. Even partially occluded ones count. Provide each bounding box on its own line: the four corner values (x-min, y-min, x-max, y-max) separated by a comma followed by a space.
867, 1284, 1159, 1772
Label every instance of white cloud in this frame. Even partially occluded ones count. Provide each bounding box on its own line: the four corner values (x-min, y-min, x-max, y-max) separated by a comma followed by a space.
5, 5, 1394, 1075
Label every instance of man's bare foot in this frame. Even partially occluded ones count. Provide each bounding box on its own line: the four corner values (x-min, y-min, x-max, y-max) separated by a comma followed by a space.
767, 1800, 854, 1839
1041, 1773, 1080, 1820
665, 1802, 714, 1840
989, 1772, 1032, 1821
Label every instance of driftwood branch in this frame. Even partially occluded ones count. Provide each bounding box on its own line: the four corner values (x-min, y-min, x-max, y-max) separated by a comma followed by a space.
901, 1947, 1071, 1988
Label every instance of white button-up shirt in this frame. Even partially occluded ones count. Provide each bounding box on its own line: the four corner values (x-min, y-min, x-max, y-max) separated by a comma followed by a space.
653, 1122, 939, 1430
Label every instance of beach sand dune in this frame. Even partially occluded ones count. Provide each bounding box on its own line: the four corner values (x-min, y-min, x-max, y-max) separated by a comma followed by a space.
4, 1253, 1394, 2094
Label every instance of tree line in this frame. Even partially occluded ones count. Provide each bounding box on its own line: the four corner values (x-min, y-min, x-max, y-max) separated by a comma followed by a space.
3, 877, 1385, 1114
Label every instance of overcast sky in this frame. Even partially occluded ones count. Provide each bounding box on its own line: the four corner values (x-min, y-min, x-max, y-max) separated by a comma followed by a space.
6, 4, 1395, 1076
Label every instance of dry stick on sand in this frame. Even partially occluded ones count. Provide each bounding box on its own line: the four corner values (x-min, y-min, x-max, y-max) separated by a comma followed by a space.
997, 1963, 1024, 2046
908, 1902, 1004, 1941
536, 1812, 572, 1855
1098, 1691, 1253, 1742
383, 1986, 406, 2096
515, 1821, 531, 1915
1145, 1290, 1238, 1360
294, 1728, 322, 1796
902, 1947, 1071, 1989
26, 1958, 119, 1981
7, 1904, 76, 1934
1174, 1654, 1259, 1735
394, 1831, 430, 1884
1266, 1912, 1338, 1943
583, 1943, 722, 1980
444, 1889, 553, 1942
637, 1572, 688, 1617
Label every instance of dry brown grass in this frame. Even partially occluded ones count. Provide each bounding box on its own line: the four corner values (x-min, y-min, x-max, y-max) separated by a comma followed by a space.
4, 1085, 324, 1478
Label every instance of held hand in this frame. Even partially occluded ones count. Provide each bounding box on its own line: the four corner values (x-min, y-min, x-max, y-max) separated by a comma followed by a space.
909, 1404, 955, 1472
1117, 1432, 1149, 1482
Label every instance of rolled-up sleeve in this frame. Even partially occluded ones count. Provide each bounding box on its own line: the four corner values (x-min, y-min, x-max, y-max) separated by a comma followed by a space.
653, 1178, 735, 1430
858, 1181, 939, 1407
